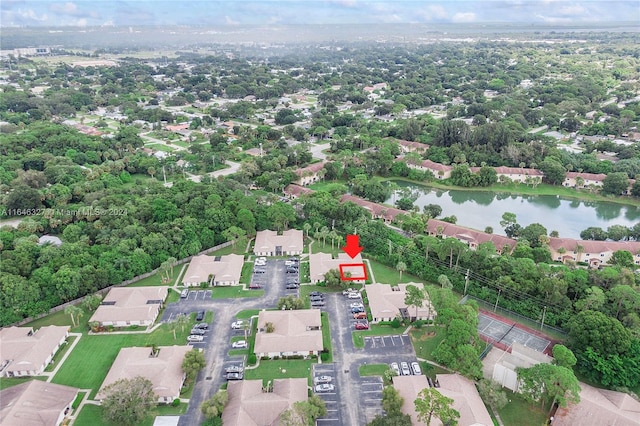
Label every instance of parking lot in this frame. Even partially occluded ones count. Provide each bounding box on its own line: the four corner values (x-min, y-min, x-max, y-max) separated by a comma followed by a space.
363, 334, 412, 350
185, 289, 212, 301
313, 363, 342, 426
359, 376, 384, 423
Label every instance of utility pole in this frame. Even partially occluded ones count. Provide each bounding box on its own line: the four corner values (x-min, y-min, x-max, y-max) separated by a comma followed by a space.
540, 306, 547, 331
494, 289, 501, 312
464, 269, 470, 295
162, 166, 166, 184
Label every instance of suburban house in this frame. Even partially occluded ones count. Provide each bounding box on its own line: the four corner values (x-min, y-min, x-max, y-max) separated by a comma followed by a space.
96, 345, 192, 404
553, 382, 640, 426
283, 184, 315, 199
426, 219, 516, 255
222, 378, 308, 426
88, 286, 168, 327
340, 194, 406, 223
563, 172, 606, 189
309, 252, 365, 284
396, 139, 430, 154
392, 375, 431, 426
0, 326, 69, 377
410, 159, 453, 179
490, 342, 553, 393
295, 162, 326, 186
253, 230, 304, 256
0, 380, 79, 426
254, 309, 323, 358
435, 374, 494, 426
493, 166, 544, 184
181, 254, 244, 286
547, 238, 640, 268
366, 283, 436, 323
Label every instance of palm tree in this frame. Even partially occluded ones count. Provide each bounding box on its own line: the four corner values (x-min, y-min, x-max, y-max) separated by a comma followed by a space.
328, 230, 339, 251
241, 320, 251, 341
303, 222, 312, 238
168, 319, 179, 340
176, 313, 189, 333
396, 261, 407, 281
64, 305, 83, 328
576, 244, 584, 263
320, 226, 329, 247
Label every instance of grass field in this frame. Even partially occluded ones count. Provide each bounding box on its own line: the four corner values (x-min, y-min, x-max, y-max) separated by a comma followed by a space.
239, 262, 254, 284
128, 265, 183, 287
209, 244, 249, 256
0, 376, 47, 390
359, 363, 390, 377
235, 309, 260, 319
145, 143, 176, 152
51, 322, 194, 398
244, 359, 314, 387
321, 312, 333, 362
353, 324, 407, 348
366, 258, 422, 285
496, 390, 550, 426
45, 335, 77, 372
24, 305, 91, 333
74, 401, 188, 426
211, 286, 263, 299
410, 326, 446, 362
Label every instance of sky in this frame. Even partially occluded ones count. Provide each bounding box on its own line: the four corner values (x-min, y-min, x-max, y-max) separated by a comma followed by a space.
1, 0, 638, 28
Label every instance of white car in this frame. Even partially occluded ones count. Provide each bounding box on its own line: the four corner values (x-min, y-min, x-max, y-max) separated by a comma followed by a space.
187, 335, 204, 342
342, 288, 357, 295
349, 302, 364, 309
314, 375, 332, 384
315, 383, 335, 393
231, 321, 246, 329
347, 292, 361, 299
390, 362, 400, 376
411, 362, 422, 375
232, 340, 248, 348
400, 362, 411, 376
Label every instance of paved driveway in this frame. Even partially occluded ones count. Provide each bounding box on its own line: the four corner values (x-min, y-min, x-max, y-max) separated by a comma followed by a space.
313, 363, 342, 426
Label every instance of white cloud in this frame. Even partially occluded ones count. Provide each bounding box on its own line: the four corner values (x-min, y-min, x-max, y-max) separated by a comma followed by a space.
452, 12, 476, 23
50, 2, 78, 15
18, 8, 48, 22
558, 5, 586, 16
225, 15, 239, 25
428, 5, 448, 20
75, 18, 87, 26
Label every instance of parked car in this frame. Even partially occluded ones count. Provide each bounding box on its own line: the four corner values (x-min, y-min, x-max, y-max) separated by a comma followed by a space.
314, 384, 335, 393
286, 283, 299, 289
225, 365, 244, 373
254, 259, 266, 266
286, 269, 298, 274
231, 321, 246, 329
355, 321, 369, 330
254, 268, 266, 274
351, 307, 364, 314
353, 312, 367, 319
232, 340, 248, 348
310, 291, 323, 297
249, 283, 263, 289
187, 335, 204, 342
390, 362, 400, 376
400, 362, 411, 376
310, 295, 324, 301
194, 323, 209, 329
190, 328, 206, 335
225, 372, 243, 380
311, 301, 325, 307
349, 302, 364, 309
411, 362, 422, 375
342, 288, 357, 295
180, 289, 189, 298
195, 311, 205, 321
314, 375, 333, 384
347, 292, 361, 299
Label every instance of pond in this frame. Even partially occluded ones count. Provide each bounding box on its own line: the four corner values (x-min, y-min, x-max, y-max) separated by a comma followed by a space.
386, 182, 640, 239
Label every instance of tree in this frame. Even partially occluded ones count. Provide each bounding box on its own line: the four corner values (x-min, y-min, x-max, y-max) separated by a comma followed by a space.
396, 261, 407, 281
609, 250, 633, 268
567, 310, 632, 356
64, 305, 83, 328
101, 377, 157, 426
368, 413, 412, 426
81, 294, 102, 312
280, 396, 327, 426
265, 322, 275, 333
477, 379, 508, 410
423, 203, 442, 218
201, 390, 228, 419
602, 172, 629, 195
539, 158, 566, 185
517, 363, 581, 409
182, 348, 206, 380
552, 345, 577, 369
414, 387, 460, 426
520, 223, 548, 248
382, 385, 405, 414
175, 313, 189, 333
277, 295, 305, 310
437, 274, 452, 289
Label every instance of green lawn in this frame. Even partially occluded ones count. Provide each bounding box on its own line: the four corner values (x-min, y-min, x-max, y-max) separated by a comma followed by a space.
496, 390, 550, 426
74, 401, 188, 426
244, 359, 314, 387
209, 244, 248, 256
240, 262, 254, 284
211, 286, 263, 299
321, 312, 333, 362
352, 324, 407, 348
145, 143, 176, 152
359, 363, 390, 377
45, 335, 77, 372
51, 322, 194, 398
128, 266, 183, 287
0, 376, 47, 390
410, 326, 446, 362
24, 305, 92, 333
235, 309, 260, 319
365, 257, 422, 285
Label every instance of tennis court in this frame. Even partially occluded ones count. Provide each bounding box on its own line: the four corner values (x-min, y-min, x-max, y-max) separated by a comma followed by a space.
478, 311, 551, 353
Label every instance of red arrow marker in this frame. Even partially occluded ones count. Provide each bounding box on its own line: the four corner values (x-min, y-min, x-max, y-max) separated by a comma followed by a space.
342, 234, 363, 259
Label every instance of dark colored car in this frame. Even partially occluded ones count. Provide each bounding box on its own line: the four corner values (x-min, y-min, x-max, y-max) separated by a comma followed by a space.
311, 301, 326, 307
195, 323, 209, 329
225, 372, 243, 380
195, 311, 205, 321
310, 296, 324, 302
310, 291, 323, 297
286, 283, 300, 289
351, 307, 365, 314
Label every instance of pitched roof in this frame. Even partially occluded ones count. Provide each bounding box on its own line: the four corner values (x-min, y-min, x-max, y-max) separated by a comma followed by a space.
253, 230, 304, 254
436, 374, 494, 426
420, 159, 453, 173
0, 326, 69, 375
222, 378, 308, 426
397, 139, 430, 150
366, 283, 435, 320
548, 237, 640, 255
89, 286, 168, 324
339, 194, 405, 221
565, 172, 607, 181
426, 219, 516, 252
392, 375, 431, 426
554, 382, 640, 426
96, 346, 191, 400
0, 380, 78, 426
309, 252, 364, 282
254, 309, 323, 354
182, 254, 244, 284
284, 184, 315, 197
494, 166, 543, 176
295, 162, 325, 176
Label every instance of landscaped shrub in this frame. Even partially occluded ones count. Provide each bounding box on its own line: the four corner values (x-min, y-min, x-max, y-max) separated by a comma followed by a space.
172, 398, 180, 407
248, 354, 257, 365
320, 352, 330, 362
413, 320, 425, 329
390, 318, 401, 328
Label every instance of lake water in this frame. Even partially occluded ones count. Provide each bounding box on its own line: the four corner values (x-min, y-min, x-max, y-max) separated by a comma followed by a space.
386, 182, 640, 239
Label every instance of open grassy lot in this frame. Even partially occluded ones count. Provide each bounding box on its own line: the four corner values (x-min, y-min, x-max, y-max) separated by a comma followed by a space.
496, 389, 549, 426
211, 286, 263, 299
128, 265, 183, 287
0, 376, 47, 390
244, 359, 314, 387
239, 261, 254, 284
410, 326, 446, 361
366, 257, 422, 285
45, 335, 77, 372
74, 401, 188, 426
353, 324, 407, 348
235, 309, 260, 319
145, 143, 175, 152
24, 305, 91, 333
210, 243, 249, 256
359, 363, 390, 377
51, 322, 194, 399
321, 312, 333, 362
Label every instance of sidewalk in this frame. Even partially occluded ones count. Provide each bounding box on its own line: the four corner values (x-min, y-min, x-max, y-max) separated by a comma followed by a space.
45, 332, 83, 382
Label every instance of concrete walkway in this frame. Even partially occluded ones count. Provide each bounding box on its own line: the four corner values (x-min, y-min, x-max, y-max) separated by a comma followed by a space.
45, 333, 83, 382
363, 259, 376, 284
66, 388, 94, 425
